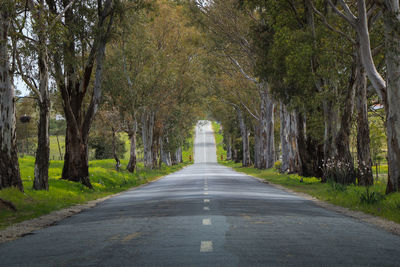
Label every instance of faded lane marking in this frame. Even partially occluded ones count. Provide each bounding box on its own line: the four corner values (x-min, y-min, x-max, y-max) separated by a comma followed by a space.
122, 232, 141, 243
107, 234, 121, 242
204, 207, 210, 211
202, 218, 211, 225
200, 241, 213, 252
204, 199, 210, 203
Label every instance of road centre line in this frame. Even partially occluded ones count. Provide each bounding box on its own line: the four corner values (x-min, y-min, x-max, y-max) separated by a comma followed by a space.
200, 241, 213, 252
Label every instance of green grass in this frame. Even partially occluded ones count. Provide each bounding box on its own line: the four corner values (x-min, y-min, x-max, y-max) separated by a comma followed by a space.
0, 152, 192, 230
212, 121, 226, 163
212, 121, 400, 224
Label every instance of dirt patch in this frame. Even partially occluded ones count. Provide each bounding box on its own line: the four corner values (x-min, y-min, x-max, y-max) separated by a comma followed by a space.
244, 172, 400, 236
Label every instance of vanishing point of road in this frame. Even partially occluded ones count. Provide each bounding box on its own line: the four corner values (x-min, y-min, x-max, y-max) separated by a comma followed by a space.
1, 120, 400, 266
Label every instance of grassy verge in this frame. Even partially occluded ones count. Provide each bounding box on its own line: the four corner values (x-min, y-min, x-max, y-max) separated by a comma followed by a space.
212, 121, 400, 224
0, 156, 192, 230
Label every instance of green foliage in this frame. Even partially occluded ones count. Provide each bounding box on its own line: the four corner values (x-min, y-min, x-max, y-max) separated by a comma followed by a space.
328, 180, 347, 192
274, 161, 282, 171
89, 135, 126, 160
359, 187, 385, 205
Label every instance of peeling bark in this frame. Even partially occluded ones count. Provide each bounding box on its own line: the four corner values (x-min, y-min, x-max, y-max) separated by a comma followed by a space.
0, 6, 23, 191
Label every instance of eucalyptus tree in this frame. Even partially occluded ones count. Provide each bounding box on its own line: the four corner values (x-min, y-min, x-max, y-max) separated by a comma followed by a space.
12, 0, 71, 190
325, 0, 399, 191
0, 1, 23, 191
193, 0, 276, 169
45, 0, 121, 188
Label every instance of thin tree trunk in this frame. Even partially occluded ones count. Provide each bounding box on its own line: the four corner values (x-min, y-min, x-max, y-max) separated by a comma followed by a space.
384, 10, 400, 193
161, 137, 172, 166
280, 103, 290, 172
0, 6, 23, 191
142, 111, 154, 168
253, 124, 261, 169
33, 3, 50, 190
111, 127, 120, 171
226, 135, 232, 160
237, 108, 250, 167
126, 122, 137, 173
56, 135, 62, 160
259, 81, 275, 169
355, 51, 373, 186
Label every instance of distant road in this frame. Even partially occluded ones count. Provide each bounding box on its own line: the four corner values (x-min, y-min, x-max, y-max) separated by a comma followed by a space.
1, 120, 400, 266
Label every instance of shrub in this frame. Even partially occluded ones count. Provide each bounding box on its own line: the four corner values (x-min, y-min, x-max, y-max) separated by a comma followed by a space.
359, 187, 385, 205
328, 180, 347, 192
274, 161, 282, 171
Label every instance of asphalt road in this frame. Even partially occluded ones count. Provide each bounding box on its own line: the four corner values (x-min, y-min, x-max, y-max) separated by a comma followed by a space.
1, 120, 400, 266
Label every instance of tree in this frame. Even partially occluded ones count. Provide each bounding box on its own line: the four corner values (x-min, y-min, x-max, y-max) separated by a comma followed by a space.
0, 1, 23, 191
46, 0, 118, 188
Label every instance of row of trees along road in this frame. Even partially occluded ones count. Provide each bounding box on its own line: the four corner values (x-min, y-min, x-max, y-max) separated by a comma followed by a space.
1, 0, 399, 195
189, 0, 399, 193
0, 0, 203, 192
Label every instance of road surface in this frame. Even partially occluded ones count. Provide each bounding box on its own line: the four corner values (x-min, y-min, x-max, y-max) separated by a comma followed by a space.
1, 120, 400, 266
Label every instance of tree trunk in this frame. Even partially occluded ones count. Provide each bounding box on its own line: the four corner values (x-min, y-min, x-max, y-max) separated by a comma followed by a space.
33, 8, 50, 190
280, 103, 290, 172
226, 135, 232, 160
259, 82, 275, 169
355, 52, 373, 186
111, 128, 120, 171
176, 147, 182, 163
52, 0, 114, 189
333, 52, 357, 185
161, 137, 172, 166
281, 104, 301, 174
296, 112, 324, 178
34, 99, 50, 190
253, 124, 261, 169
126, 123, 137, 173
62, 129, 91, 187
142, 111, 155, 168
384, 10, 400, 193
322, 99, 337, 163
237, 108, 250, 167
56, 135, 63, 160
0, 7, 23, 191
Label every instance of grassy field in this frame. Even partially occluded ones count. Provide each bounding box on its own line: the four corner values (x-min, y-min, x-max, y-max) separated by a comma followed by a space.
0, 147, 193, 230
212, 121, 400, 224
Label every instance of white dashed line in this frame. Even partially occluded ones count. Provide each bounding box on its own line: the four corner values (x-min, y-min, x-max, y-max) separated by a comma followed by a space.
204, 206, 210, 211
204, 199, 210, 203
202, 218, 211, 225
200, 241, 213, 252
